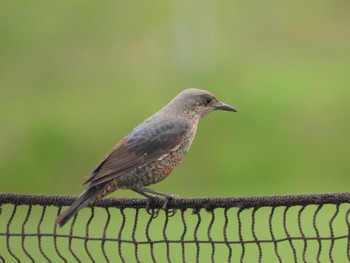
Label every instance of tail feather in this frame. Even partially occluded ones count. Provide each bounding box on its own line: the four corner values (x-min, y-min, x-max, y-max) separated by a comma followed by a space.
55, 187, 99, 227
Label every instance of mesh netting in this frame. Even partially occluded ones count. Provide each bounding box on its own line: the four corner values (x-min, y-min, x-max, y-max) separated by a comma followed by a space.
1, 192, 350, 262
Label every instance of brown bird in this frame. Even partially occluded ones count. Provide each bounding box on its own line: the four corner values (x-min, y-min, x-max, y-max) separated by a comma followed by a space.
55, 88, 237, 227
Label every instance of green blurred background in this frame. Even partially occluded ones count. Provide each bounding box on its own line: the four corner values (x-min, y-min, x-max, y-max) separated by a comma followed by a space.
1, 1, 350, 198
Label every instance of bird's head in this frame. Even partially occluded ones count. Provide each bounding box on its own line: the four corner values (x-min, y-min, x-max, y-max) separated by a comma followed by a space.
169, 88, 237, 119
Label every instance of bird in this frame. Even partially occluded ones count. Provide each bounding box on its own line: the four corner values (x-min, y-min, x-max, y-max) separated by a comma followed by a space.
55, 88, 237, 227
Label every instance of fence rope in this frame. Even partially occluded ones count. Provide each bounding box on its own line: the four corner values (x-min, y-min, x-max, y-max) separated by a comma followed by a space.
1, 192, 350, 262
1, 192, 350, 209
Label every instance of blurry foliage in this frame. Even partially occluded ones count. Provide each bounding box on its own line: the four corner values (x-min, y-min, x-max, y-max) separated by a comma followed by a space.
1, 1, 350, 196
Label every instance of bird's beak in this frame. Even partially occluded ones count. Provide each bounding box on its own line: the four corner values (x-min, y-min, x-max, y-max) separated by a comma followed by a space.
215, 102, 238, 112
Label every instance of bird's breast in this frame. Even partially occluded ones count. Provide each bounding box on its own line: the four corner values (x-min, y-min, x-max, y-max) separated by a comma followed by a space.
141, 122, 198, 185
117, 120, 199, 188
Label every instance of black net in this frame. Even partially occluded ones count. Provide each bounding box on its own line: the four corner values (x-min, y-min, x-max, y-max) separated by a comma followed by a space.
1, 192, 350, 262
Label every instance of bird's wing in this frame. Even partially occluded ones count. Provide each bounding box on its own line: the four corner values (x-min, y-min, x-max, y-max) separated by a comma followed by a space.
83, 119, 189, 187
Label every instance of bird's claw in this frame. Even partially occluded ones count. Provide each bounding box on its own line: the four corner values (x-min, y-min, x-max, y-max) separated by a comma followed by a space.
162, 196, 178, 217
165, 208, 178, 217
145, 197, 161, 218
145, 195, 178, 218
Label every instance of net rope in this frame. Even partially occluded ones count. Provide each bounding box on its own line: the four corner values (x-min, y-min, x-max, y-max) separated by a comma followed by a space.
1, 192, 350, 262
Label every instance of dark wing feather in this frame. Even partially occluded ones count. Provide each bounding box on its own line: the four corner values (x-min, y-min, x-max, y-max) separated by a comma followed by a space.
83, 119, 189, 187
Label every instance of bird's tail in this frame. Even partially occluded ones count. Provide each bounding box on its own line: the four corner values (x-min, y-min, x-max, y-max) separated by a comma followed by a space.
55, 187, 100, 227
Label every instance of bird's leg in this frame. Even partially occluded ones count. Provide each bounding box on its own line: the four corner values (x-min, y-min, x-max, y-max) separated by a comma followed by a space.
132, 188, 161, 217
132, 188, 178, 216
132, 188, 154, 199
140, 188, 178, 200
141, 188, 178, 215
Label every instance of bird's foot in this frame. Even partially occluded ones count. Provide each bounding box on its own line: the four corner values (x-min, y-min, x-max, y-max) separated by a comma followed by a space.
161, 195, 178, 217
144, 195, 178, 218
145, 196, 161, 218
165, 207, 178, 217
133, 188, 178, 217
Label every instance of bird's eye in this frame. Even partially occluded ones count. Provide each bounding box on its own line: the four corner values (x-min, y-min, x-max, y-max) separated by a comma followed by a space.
202, 96, 212, 106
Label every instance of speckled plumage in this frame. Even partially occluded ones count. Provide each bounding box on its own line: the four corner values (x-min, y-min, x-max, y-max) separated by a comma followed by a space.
97, 121, 197, 199
56, 88, 237, 227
